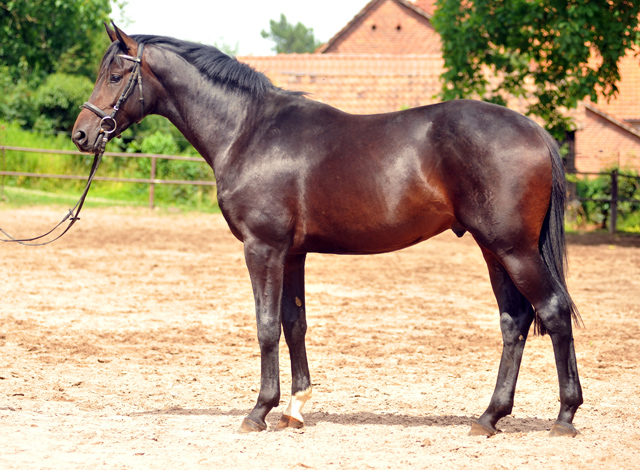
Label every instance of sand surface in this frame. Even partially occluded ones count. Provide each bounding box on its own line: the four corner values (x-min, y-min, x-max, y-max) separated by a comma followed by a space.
1, 207, 639, 469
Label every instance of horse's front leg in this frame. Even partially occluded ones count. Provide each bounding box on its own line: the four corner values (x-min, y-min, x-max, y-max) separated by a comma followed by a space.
277, 253, 313, 429
239, 240, 287, 433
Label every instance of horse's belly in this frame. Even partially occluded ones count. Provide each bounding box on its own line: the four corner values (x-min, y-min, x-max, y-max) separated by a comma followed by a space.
299, 209, 454, 255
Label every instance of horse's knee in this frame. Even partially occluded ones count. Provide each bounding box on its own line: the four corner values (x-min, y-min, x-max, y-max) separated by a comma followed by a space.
257, 322, 281, 349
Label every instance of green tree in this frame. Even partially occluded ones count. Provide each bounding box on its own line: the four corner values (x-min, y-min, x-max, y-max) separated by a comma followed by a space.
432, 0, 640, 136
0, 0, 113, 80
261, 14, 322, 54
214, 39, 240, 56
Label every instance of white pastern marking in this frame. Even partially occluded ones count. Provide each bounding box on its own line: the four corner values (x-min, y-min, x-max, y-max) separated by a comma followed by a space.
283, 386, 313, 422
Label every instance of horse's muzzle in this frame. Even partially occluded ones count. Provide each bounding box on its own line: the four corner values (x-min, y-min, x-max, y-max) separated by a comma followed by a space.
72, 130, 89, 150
72, 121, 106, 154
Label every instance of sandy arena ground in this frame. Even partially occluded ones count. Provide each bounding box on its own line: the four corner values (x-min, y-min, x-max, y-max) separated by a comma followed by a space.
1, 206, 639, 469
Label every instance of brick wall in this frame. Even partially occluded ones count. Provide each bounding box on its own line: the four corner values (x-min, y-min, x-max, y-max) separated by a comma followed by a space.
575, 108, 640, 173
588, 47, 640, 122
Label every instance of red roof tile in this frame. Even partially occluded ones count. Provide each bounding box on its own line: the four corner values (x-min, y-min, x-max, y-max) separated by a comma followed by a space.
239, 54, 444, 115
412, 0, 436, 16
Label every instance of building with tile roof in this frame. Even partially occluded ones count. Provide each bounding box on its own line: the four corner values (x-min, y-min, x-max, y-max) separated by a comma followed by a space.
316, 0, 440, 54
240, 54, 444, 115
238, 0, 640, 172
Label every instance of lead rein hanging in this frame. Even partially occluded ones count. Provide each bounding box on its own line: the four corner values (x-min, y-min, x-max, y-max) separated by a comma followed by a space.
0, 152, 103, 246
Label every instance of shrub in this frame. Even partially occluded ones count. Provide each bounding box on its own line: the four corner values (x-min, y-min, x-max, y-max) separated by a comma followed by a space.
571, 167, 640, 231
0, 67, 40, 128
33, 73, 95, 133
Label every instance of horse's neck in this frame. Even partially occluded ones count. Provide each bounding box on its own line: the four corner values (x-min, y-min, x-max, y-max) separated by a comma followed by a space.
150, 48, 255, 173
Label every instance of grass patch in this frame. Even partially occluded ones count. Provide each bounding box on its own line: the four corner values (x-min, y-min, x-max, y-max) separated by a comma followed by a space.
0, 186, 220, 214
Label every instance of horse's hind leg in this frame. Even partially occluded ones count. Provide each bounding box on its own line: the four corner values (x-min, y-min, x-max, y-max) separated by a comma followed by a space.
277, 253, 313, 429
478, 246, 583, 437
470, 249, 535, 436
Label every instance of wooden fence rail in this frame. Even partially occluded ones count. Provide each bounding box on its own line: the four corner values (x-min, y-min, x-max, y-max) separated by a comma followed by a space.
1, 146, 639, 232
0, 145, 216, 209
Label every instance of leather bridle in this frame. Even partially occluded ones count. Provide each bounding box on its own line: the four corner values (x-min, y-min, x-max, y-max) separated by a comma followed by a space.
0, 43, 145, 246
81, 42, 146, 153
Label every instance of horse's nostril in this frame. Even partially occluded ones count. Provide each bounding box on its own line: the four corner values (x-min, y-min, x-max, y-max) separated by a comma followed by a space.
73, 130, 87, 144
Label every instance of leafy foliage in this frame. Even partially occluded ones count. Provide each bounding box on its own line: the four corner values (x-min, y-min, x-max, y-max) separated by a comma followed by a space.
432, 0, 640, 136
0, 66, 38, 128
570, 168, 640, 230
0, 71, 94, 133
0, 0, 114, 132
261, 14, 322, 53
137, 131, 212, 203
112, 115, 196, 156
140, 131, 180, 156
0, 2, 218, 210
0, 0, 113, 80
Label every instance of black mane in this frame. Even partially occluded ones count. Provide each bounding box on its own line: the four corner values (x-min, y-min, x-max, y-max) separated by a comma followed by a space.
103, 35, 297, 98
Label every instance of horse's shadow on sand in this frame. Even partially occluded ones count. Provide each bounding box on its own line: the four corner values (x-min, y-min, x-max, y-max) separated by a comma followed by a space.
129, 408, 554, 434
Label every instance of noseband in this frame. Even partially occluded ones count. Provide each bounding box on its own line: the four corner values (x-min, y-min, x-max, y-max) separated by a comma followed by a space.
0, 43, 145, 246
81, 43, 146, 153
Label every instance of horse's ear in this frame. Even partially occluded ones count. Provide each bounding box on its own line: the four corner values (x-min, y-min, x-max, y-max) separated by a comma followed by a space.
111, 21, 137, 53
104, 21, 117, 43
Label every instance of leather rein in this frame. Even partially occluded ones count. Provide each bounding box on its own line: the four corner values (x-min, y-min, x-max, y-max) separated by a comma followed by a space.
0, 44, 145, 246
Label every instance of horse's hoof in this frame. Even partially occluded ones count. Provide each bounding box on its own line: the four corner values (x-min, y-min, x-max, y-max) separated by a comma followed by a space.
469, 422, 497, 437
549, 422, 578, 437
276, 414, 304, 430
238, 417, 267, 433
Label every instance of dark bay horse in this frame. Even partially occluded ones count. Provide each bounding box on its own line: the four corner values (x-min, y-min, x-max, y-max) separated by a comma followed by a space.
72, 24, 583, 437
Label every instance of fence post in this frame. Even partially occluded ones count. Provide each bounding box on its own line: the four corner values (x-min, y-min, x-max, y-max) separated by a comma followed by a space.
149, 156, 156, 210
1, 146, 5, 201
610, 169, 618, 234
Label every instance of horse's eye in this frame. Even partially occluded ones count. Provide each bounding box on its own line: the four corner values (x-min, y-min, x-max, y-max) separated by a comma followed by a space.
110, 74, 122, 84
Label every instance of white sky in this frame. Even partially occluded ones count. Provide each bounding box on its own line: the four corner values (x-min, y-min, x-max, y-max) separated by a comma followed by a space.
112, 0, 368, 56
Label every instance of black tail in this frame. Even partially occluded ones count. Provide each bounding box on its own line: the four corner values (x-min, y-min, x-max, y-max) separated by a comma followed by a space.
535, 129, 582, 336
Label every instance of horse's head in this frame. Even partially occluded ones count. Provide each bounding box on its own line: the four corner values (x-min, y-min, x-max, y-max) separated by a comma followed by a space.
72, 23, 154, 154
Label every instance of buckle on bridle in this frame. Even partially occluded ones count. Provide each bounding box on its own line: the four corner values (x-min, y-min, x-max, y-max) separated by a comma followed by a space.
118, 54, 141, 63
